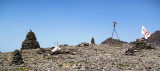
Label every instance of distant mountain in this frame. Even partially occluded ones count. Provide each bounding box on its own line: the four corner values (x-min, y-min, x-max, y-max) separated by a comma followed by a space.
147, 31, 160, 45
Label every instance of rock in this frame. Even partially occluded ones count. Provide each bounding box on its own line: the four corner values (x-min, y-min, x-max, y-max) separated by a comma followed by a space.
11, 49, 24, 65
77, 42, 89, 47
147, 31, 160, 45
125, 39, 154, 55
59, 44, 68, 47
1, 44, 160, 71
132, 39, 154, 50
101, 38, 126, 46
37, 48, 46, 54
91, 37, 95, 44
21, 30, 40, 50
125, 48, 134, 56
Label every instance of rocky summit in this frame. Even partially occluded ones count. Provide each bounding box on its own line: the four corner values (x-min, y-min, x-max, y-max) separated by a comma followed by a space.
101, 38, 126, 47
21, 30, 40, 50
0, 44, 160, 71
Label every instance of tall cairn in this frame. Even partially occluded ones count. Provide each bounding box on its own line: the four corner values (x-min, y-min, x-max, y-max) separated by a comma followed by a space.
91, 37, 95, 44
21, 30, 40, 50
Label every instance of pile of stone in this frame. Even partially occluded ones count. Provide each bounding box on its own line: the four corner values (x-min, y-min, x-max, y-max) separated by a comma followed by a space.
11, 50, 24, 65
132, 39, 153, 50
91, 37, 95, 44
125, 39, 154, 55
77, 42, 89, 47
101, 38, 126, 46
21, 30, 40, 50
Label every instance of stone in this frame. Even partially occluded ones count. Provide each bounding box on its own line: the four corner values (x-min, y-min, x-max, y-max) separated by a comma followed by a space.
11, 49, 24, 65
132, 39, 154, 50
147, 31, 160, 45
77, 42, 89, 47
21, 30, 40, 50
101, 38, 126, 46
125, 39, 154, 55
59, 44, 68, 47
91, 37, 95, 44
37, 48, 46, 54
1, 43, 160, 71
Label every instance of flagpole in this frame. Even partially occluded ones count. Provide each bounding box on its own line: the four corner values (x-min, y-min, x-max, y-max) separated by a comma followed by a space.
141, 31, 142, 39
141, 25, 142, 39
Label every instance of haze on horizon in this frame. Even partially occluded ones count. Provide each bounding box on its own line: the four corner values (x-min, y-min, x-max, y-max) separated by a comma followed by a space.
0, 0, 160, 52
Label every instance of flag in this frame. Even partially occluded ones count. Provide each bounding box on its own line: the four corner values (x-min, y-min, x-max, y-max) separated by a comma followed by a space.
113, 21, 117, 24
142, 26, 151, 39
52, 45, 61, 52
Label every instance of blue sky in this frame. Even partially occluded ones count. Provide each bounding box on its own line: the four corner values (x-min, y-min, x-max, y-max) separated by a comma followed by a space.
0, 0, 160, 52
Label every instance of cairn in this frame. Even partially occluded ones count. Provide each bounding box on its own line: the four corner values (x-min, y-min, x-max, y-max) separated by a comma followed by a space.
21, 30, 40, 50
132, 39, 153, 50
91, 37, 95, 44
11, 50, 24, 65
125, 39, 154, 55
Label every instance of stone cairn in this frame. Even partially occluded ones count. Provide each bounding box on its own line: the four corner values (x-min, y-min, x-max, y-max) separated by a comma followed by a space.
11, 49, 24, 65
91, 37, 95, 44
125, 39, 154, 55
21, 30, 40, 50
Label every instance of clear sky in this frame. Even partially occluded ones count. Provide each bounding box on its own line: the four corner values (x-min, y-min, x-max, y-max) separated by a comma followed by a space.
0, 0, 160, 52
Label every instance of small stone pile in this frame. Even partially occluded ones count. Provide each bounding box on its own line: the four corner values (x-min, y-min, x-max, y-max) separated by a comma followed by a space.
125, 39, 154, 55
11, 50, 24, 65
77, 42, 89, 47
21, 30, 40, 50
91, 37, 95, 44
132, 39, 153, 50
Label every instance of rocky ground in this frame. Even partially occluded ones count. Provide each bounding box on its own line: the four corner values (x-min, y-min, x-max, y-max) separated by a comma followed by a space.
0, 44, 160, 71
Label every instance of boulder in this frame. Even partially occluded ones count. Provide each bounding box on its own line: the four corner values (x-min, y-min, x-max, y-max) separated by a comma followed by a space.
77, 42, 89, 47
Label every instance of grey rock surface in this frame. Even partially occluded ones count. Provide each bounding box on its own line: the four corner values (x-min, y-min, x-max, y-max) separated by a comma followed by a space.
0, 44, 160, 71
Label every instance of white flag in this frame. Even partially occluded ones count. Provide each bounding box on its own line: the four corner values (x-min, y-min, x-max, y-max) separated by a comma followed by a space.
52, 45, 61, 52
52, 42, 61, 52
142, 26, 151, 39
